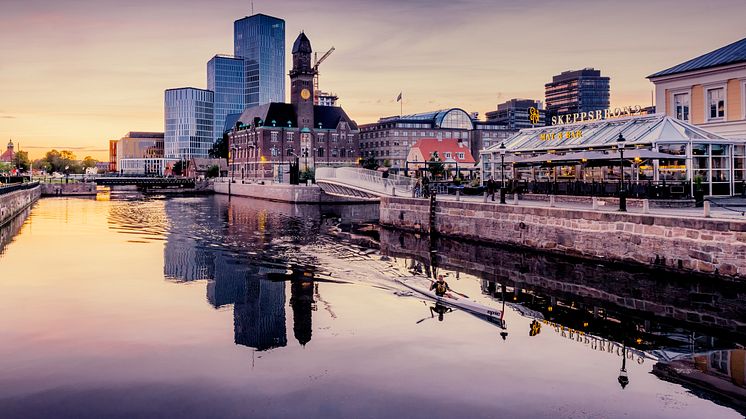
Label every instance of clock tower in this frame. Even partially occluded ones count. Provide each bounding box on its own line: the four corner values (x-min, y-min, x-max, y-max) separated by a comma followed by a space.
290, 32, 315, 129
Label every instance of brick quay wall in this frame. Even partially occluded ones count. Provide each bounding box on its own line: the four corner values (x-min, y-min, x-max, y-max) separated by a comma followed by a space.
0, 184, 41, 227
380, 196, 746, 279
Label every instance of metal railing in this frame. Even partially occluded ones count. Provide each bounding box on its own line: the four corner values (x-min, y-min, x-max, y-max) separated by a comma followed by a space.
0, 181, 40, 196
507, 180, 692, 199
316, 167, 417, 196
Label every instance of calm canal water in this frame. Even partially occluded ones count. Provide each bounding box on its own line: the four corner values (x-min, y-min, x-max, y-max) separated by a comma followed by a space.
0, 194, 744, 419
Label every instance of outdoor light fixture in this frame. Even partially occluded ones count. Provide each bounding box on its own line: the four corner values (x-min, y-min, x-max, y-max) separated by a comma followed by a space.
499, 142, 507, 204
616, 133, 627, 212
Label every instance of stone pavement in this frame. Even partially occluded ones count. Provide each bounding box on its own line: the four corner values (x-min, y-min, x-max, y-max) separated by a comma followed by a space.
433, 193, 746, 221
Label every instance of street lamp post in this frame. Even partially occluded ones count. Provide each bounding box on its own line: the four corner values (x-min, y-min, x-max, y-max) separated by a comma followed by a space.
499, 142, 507, 204
617, 133, 627, 212
229, 145, 236, 197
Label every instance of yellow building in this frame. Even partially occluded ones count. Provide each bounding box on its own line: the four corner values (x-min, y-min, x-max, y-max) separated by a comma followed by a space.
649, 37, 746, 139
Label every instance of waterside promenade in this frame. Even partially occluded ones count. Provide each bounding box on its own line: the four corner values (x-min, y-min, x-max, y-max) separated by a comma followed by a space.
381, 194, 746, 279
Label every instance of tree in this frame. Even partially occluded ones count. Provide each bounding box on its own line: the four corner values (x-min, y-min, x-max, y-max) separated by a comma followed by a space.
209, 135, 229, 159
173, 161, 185, 176
361, 156, 379, 171
82, 156, 98, 168
428, 152, 445, 179
14, 150, 30, 171
206, 164, 220, 178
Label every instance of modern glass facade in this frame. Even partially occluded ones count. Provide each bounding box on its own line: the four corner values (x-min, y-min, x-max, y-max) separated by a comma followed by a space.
164, 88, 214, 159
234, 14, 285, 107
208, 55, 245, 140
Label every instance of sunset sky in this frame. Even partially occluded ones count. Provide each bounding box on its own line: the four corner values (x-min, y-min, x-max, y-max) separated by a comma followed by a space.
1, 0, 745, 160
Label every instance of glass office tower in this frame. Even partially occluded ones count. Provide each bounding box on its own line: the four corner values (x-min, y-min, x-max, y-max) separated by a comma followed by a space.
234, 14, 285, 107
164, 88, 214, 159
208, 55, 246, 140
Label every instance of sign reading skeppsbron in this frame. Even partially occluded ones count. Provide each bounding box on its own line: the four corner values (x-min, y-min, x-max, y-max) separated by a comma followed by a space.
551, 105, 644, 125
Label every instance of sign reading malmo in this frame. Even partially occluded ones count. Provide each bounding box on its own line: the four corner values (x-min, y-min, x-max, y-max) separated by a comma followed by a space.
552, 105, 644, 125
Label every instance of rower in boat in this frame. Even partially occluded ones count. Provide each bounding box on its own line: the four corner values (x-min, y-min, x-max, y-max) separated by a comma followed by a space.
430, 274, 451, 297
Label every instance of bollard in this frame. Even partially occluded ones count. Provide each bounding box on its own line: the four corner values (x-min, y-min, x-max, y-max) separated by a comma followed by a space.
642, 199, 650, 214
456, 190, 460, 201
703, 200, 710, 218
392, 186, 396, 197
549, 195, 556, 207
483, 191, 488, 203
513, 193, 519, 205
592, 197, 598, 210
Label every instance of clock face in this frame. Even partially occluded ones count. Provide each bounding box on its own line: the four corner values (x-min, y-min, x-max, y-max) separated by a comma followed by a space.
300, 88, 311, 100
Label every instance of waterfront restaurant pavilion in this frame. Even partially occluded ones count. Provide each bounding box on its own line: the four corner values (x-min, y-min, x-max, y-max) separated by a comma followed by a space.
480, 113, 746, 197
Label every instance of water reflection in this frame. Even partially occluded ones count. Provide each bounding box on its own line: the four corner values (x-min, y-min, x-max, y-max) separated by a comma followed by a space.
0, 206, 31, 257
379, 227, 746, 414
1, 195, 744, 418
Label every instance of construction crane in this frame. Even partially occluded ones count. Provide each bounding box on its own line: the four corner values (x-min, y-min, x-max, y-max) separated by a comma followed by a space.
313, 46, 335, 105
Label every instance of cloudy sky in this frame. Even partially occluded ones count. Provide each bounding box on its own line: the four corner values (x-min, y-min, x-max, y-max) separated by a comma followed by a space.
1, 0, 744, 159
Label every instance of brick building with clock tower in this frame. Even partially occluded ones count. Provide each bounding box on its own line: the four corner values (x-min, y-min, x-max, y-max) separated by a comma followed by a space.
227, 32, 360, 180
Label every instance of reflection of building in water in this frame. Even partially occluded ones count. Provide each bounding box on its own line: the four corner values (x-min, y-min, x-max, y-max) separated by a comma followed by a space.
163, 200, 217, 282
164, 234, 214, 281
234, 278, 287, 351
654, 349, 746, 415
290, 281, 315, 346
207, 252, 248, 307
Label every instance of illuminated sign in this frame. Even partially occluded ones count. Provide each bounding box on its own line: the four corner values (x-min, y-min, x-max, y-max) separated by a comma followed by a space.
540, 130, 582, 141
552, 105, 645, 126
528, 107, 540, 125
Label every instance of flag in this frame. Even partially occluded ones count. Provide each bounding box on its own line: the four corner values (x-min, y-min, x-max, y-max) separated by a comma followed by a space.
396, 92, 402, 102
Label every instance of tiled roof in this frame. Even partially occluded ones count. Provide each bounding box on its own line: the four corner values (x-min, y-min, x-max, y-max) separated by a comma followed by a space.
314, 106, 358, 130
411, 138, 475, 164
648, 37, 746, 78
236, 103, 358, 131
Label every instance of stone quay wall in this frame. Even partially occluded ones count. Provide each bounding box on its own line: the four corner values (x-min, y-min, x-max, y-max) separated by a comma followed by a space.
40, 183, 97, 196
0, 184, 41, 226
214, 181, 322, 203
380, 196, 746, 279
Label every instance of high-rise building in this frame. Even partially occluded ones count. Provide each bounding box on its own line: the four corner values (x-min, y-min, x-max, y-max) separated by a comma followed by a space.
545, 68, 610, 122
164, 88, 214, 159
485, 98, 546, 129
316, 91, 338, 107
234, 14, 285, 107
208, 55, 245, 141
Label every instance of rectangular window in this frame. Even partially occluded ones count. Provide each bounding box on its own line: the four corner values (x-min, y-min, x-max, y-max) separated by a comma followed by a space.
271, 131, 278, 142
444, 152, 451, 159
457, 152, 465, 159
674, 93, 689, 121
708, 88, 725, 119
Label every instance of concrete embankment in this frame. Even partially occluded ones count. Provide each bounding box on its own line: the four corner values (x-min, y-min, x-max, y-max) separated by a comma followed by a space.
40, 183, 97, 196
214, 181, 322, 203
380, 196, 746, 279
0, 183, 41, 226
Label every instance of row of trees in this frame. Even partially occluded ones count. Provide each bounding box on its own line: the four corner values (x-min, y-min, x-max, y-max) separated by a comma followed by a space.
31, 150, 98, 174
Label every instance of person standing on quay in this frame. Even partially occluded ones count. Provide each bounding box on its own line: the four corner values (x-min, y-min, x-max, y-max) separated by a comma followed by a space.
487, 178, 496, 201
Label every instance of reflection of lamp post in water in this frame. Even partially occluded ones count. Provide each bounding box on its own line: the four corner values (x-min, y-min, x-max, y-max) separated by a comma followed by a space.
499, 282, 508, 340
618, 342, 629, 389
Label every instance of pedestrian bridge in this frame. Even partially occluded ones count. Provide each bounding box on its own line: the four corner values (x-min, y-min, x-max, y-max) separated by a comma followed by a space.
315, 167, 417, 199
